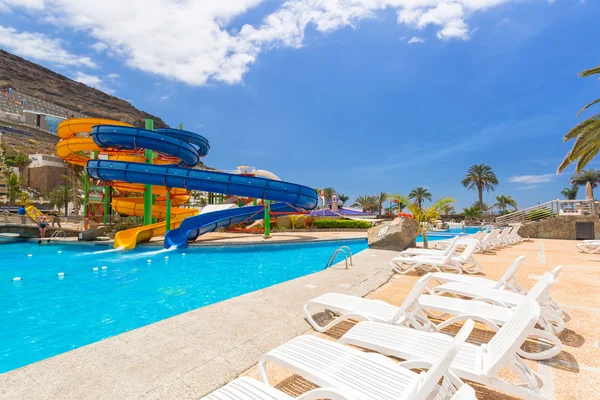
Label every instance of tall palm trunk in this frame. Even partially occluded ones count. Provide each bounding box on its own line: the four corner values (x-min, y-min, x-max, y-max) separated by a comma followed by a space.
478, 186, 483, 209
71, 166, 80, 216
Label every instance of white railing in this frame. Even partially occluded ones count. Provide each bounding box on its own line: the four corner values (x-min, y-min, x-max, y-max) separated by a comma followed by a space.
496, 199, 596, 226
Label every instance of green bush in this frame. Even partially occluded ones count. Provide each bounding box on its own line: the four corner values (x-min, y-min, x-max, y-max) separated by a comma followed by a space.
527, 209, 553, 220
312, 219, 372, 229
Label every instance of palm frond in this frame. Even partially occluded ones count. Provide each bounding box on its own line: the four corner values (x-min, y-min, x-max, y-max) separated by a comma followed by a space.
579, 66, 600, 78
577, 98, 600, 117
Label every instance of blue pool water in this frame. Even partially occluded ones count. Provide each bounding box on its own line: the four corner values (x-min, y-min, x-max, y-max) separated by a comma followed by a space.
0, 239, 367, 373
415, 226, 482, 243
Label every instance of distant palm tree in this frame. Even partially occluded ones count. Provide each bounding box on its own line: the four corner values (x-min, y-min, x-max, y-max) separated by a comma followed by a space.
352, 195, 377, 213
337, 194, 349, 205
49, 186, 73, 216
440, 204, 455, 217
570, 169, 600, 198
461, 163, 498, 209
64, 164, 85, 216
373, 192, 388, 216
6, 173, 21, 206
399, 195, 455, 248
558, 65, 600, 173
463, 206, 481, 223
494, 195, 518, 215
322, 187, 336, 203
408, 187, 432, 209
561, 187, 578, 200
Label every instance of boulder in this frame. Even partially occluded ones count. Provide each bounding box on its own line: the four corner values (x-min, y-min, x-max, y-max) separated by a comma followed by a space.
368, 217, 419, 251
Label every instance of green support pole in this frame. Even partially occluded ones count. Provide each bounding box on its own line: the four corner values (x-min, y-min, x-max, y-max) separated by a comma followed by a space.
83, 175, 89, 217
143, 119, 154, 225
264, 200, 271, 239
103, 186, 110, 224
165, 189, 171, 232
253, 198, 257, 206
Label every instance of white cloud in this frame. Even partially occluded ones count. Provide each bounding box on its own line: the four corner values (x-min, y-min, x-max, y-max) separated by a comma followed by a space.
6, 0, 525, 85
407, 36, 425, 44
508, 174, 556, 184
73, 72, 114, 94
0, 25, 95, 67
0, 0, 44, 10
106, 73, 119, 80
90, 41, 109, 52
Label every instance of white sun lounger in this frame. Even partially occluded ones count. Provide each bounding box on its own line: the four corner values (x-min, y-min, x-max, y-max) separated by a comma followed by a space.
259, 321, 477, 400
303, 273, 434, 332
576, 240, 600, 253
419, 273, 562, 360
339, 299, 548, 400
432, 231, 484, 251
391, 239, 481, 275
201, 377, 356, 399
430, 265, 569, 329
428, 255, 526, 292
400, 236, 459, 257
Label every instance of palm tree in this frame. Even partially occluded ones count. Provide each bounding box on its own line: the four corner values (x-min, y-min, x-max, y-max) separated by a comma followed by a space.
408, 187, 432, 209
399, 195, 455, 248
561, 187, 578, 200
461, 163, 498, 209
373, 192, 388, 216
570, 169, 600, 198
322, 187, 336, 203
352, 195, 377, 213
558, 65, 600, 173
337, 194, 349, 205
440, 204, 455, 218
48, 186, 73, 216
494, 195, 518, 215
463, 206, 481, 223
6, 173, 21, 206
64, 164, 85, 216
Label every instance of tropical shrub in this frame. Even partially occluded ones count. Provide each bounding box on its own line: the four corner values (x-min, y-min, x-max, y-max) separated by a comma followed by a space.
528, 209, 553, 220
312, 219, 372, 229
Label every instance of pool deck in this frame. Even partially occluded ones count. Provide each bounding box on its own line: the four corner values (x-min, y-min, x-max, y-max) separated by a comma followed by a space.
2, 236, 599, 399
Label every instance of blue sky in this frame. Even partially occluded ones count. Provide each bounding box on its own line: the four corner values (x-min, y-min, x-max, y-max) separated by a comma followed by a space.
0, 0, 598, 210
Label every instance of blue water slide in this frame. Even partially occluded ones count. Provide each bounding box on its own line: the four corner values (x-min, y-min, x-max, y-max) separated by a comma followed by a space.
164, 203, 295, 249
87, 124, 317, 248
87, 160, 318, 209
91, 125, 207, 166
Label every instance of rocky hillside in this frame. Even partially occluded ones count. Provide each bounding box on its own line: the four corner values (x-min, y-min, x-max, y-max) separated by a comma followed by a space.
0, 50, 167, 128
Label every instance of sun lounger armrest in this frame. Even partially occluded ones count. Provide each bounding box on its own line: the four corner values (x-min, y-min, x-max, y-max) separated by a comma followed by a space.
436, 314, 501, 332
298, 387, 358, 400
397, 359, 435, 370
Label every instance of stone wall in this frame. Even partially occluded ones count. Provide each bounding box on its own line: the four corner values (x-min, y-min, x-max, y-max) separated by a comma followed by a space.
23, 165, 66, 195
517, 215, 600, 240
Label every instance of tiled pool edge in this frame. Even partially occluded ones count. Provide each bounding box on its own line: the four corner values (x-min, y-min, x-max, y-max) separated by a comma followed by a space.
0, 247, 397, 400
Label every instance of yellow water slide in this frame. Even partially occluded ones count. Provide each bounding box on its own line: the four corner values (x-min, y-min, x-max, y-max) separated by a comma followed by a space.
56, 118, 198, 249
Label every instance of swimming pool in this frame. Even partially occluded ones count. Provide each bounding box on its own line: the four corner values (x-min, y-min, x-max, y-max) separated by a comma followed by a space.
0, 239, 367, 373
416, 226, 482, 242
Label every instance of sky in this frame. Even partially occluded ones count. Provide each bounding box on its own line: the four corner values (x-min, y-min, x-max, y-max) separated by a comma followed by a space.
0, 0, 598, 210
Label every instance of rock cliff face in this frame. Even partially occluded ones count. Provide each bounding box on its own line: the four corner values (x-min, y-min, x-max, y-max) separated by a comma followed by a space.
368, 217, 419, 251
0, 50, 167, 128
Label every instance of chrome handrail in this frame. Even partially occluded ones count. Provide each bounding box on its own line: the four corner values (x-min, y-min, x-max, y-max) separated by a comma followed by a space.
50, 230, 66, 240
324, 247, 353, 269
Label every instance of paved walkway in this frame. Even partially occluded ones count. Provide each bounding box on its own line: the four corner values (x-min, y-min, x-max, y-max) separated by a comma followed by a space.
241, 238, 600, 400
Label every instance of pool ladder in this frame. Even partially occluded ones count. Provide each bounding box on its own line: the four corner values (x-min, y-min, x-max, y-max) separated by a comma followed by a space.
324, 246, 353, 269
50, 230, 66, 240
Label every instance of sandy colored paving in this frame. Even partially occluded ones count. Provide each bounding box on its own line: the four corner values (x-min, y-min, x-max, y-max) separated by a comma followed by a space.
242, 238, 600, 399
